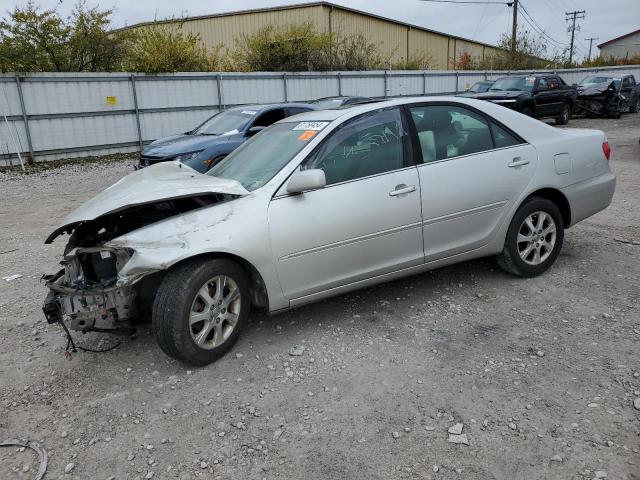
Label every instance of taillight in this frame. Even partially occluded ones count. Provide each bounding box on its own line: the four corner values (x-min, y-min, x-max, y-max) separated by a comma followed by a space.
602, 141, 611, 160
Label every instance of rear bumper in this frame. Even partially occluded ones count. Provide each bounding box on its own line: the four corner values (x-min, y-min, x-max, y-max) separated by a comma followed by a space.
562, 172, 616, 226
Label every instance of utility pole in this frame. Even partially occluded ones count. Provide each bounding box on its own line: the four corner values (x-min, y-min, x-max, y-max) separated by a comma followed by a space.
585, 37, 599, 61
565, 10, 585, 64
510, 0, 518, 55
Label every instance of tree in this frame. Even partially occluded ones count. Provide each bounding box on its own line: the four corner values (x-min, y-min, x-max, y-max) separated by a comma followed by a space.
123, 23, 211, 73
0, 1, 130, 72
477, 29, 550, 70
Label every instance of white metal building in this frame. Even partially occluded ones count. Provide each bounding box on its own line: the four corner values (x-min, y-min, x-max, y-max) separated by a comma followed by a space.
598, 29, 640, 60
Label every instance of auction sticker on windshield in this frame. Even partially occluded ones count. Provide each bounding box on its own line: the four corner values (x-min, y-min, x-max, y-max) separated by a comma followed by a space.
297, 130, 317, 141
525, 77, 536, 86
293, 121, 329, 131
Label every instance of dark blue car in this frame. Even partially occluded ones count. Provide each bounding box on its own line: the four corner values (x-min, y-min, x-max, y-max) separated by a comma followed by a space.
138, 103, 318, 173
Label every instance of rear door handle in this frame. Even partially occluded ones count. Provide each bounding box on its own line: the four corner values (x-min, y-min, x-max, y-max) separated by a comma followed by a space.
508, 157, 530, 167
389, 185, 417, 197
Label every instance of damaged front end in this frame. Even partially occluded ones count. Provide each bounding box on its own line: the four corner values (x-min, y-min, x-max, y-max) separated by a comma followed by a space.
42, 161, 250, 340
577, 81, 625, 118
43, 246, 138, 334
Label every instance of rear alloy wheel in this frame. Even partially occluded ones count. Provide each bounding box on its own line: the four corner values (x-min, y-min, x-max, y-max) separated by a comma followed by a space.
555, 103, 571, 125
152, 258, 249, 366
497, 197, 564, 277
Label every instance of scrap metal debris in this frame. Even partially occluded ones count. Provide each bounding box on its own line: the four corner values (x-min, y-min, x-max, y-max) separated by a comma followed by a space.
614, 237, 640, 246
2, 274, 23, 282
0, 439, 48, 480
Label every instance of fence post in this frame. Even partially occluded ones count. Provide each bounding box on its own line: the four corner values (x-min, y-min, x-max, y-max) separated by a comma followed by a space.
423, 71, 427, 95
337, 72, 342, 96
283, 73, 288, 102
216, 74, 225, 110
484, 71, 488, 81
130, 74, 143, 152
15, 75, 34, 163
454, 71, 459, 94
384, 70, 388, 97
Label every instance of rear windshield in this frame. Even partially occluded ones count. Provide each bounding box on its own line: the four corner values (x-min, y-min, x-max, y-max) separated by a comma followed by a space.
489, 77, 535, 92
207, 121, 329, 191
313, 98, 345, 109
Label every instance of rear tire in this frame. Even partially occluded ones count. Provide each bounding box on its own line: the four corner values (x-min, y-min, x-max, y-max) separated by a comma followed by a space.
555, 103, 571, 125
630, 97, 640, 113
152, 258, 250, 366
497, 197, 564, 277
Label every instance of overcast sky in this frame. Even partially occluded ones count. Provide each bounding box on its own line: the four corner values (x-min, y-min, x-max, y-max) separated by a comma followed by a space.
2, 0, 638, 60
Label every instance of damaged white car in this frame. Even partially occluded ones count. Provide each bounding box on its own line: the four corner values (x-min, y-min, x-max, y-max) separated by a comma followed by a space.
43, 97, 616, 365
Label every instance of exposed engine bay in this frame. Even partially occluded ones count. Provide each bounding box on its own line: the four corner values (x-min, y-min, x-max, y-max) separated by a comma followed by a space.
43, 193, 233, 335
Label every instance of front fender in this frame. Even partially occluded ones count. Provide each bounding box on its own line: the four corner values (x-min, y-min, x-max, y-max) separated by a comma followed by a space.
106, 192, 288, 311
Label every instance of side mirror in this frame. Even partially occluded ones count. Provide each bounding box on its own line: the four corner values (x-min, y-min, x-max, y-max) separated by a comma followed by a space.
246, 126, 265, 137
286, 169, 326, 194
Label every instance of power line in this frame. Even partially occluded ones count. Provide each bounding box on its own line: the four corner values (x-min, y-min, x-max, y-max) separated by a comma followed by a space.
518, 3, 567, 48
518, 2, 563, 41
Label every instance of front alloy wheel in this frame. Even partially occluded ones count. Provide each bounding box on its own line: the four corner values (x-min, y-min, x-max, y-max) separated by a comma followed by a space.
189, 275, 241, 349
153, 258, 249, 365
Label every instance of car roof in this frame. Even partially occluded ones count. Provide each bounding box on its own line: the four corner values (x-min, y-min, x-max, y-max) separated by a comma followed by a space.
228, 102, 319, 112
274, 96, 505, 123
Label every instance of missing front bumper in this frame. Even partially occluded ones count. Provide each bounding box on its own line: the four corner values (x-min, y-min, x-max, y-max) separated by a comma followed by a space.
43, 270, 137, 332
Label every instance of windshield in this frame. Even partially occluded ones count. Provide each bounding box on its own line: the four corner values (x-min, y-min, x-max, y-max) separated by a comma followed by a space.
489, 77, 535, 92
207, 121, 329, 191
581, 76, 614, 84
192, 109, 257, 135
312, 98, 345, 109
469, 82, 491, 93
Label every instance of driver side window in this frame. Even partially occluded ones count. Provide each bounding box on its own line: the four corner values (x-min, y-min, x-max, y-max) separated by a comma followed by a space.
537, 78, 548, 91
302, 108, 407, 185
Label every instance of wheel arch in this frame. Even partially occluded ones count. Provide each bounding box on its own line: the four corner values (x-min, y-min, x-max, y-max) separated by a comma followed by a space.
167, 252, 269, 309
522, 187, 572, 227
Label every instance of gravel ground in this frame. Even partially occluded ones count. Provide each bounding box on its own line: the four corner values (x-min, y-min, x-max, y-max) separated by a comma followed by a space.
1, 117, 639, 480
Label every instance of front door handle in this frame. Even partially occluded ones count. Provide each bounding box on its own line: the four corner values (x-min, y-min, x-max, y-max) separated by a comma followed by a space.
389, 184, 417, 197
508, 157, 530, 168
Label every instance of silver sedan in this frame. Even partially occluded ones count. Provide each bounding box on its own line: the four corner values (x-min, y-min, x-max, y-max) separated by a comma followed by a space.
43, 97, 616, 365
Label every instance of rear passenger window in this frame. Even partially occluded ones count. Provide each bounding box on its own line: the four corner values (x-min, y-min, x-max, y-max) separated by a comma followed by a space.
409, 105, 494, 162
491, 123, 523, 148
302, 108, 407, 185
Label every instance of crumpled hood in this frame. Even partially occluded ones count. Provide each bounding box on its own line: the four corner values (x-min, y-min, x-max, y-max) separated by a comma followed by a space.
45, 161, 249, 243
143, 134, 230, 157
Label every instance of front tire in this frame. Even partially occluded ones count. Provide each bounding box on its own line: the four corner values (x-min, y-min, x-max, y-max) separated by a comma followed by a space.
152, 258, 250, 366
497, 197, 564, 277
555, 103, 571, 125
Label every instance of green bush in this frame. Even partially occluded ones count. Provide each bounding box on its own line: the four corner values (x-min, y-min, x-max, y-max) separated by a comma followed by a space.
123, 24, 211, 73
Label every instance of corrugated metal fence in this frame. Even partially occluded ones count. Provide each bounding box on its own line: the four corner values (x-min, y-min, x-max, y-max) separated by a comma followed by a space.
1, 65, 639, 166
